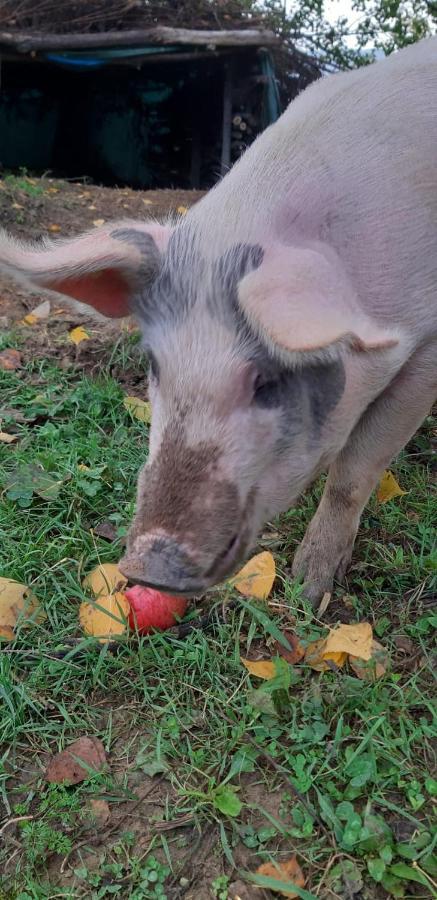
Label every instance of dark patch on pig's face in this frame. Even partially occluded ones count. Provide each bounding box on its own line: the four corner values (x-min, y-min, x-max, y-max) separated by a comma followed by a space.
127, 421, 242, 560
207, 243, 264, 331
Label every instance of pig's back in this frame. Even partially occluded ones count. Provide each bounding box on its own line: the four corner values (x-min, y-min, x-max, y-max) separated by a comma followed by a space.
190, 38, 437, 336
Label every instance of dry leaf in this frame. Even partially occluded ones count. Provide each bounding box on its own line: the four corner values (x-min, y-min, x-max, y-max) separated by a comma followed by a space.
82, 563, 128, 597
376, 470, 407, 503
304, 637, 347, 672
256, 855, 305, 898
177, 205, 188, 214
0, 348, 22, 370
87, 798, 110, 826
79, 592, 129, 643
88, 204, 97, 210
47, 186, 59, 194
273, 630, 305, 665
123, 395, 151, 424
318, 591, 332, 615
78, 463, 90, 472
0, 577, 42, 640
241, 657, 276, 680
21, 313, 38, 325
325, 622, 373, 660
91, 521, 119, 542
45, 736, 107, 785
93, 218, 105, 227
0, 432, 18, 443
233, 551, 276, 600
349, 640, 389, 681
31, 299, 51, 319
69, 326, 90, 345
48, 223, 61, 233
11, 202, 24, 210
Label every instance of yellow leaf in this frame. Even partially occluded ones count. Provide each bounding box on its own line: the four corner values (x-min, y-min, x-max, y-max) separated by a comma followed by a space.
78, 463, 90, 472
241, 657, 276, 680
69, 326, 90, 345
256, 855, 306, 897
304, 637, 347, 672
325, 622, 373, 660
0, 432, 18, 443
79, 592, 129, 644
349, 640, 389, 681
21, 313, 38, 326
47, 187, 59, 194
123, 395, 151, 424
233, 551, 276, 600
376, 470, 407, 503
48, 224, 61, 233
0, 577, 43, 639
93, 218, 105, 227
82, 563, 128, 597
177, 205, 188, 214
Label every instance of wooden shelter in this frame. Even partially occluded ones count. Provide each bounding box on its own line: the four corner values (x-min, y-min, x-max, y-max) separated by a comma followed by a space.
0, 15, 319, 189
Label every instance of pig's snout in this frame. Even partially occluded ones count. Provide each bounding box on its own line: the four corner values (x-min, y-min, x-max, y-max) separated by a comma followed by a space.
120, 534, 203, 595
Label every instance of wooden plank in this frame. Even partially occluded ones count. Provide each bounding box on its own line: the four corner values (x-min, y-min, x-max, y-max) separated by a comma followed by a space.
0, 27, 279, 54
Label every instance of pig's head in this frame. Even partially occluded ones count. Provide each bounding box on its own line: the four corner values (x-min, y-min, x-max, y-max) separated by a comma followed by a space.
0, 221, 398, 593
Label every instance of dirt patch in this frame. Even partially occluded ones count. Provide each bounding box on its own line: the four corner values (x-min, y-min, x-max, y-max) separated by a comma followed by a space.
0, 175, 203, 322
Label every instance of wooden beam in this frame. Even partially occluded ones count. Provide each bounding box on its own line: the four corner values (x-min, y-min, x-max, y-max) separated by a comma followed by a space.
0, 27, 279, 54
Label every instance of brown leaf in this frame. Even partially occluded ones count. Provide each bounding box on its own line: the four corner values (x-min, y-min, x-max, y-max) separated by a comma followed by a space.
0, 348, 22, 371
317, 591, 332, 615
273, 630, 305, 665
256, 855, 305, 897
0, 432, 18, 444
87, 798, 110, 826
45, 736, 107, 785
241, 657, 276, 680
91, 521, 119, 542
349, 639, 389, 681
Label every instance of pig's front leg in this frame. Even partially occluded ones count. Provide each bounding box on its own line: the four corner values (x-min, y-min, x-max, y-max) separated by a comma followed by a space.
292, 340, 437, 607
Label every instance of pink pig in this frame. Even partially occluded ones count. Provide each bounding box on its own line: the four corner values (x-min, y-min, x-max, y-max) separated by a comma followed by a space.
0, 39, 436, 605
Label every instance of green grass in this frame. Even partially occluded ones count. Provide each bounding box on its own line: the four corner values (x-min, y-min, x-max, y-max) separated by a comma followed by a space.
0, 339, 436, 900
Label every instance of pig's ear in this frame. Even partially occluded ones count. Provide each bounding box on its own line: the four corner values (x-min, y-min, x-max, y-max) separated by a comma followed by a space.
238, 245, 400, 358
0, 221, 171, 318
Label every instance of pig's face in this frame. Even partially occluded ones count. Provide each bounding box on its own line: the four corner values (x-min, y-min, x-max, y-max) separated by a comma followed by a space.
120, 237, 346, 593
0, 219, 396, 595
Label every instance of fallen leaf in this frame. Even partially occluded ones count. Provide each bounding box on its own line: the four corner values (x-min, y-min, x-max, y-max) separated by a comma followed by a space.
91, 521, 119, 542
325, 622, 373, 660
21, 313, 38, 325
88, 204, 97, 210
0, 348, 22, 370
233, 551, 276, 600
241, 657, 276, 680
79, 592, 129, 643
273, 630, 305, 665
0, 432, 18, 443
318, 591, 332, 615
123, 395, 151, 424
47, 186, 59, 194
82, 563, 127, 597
87, 798, 110, 826
69, 326, 90, 345
11, 202, 24, 210
93, 218, 105, 227
48, 223, 61, 233
177, 205, 188, 214
349, 639, 389, 681
45, 736, 106, 785
77, 463, 90, 472
5, 462, 64, 501
255, 855, 305, 897
30, 299, 51, 319
0, 577, 43, 640
304, 637, 347, 672
376, 470, 407, 503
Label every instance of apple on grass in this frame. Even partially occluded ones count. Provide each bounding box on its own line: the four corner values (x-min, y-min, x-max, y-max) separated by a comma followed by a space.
124, 585, 188, 634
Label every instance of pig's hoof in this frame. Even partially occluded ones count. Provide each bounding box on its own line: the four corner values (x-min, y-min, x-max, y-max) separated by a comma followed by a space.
292, 526, 356, 608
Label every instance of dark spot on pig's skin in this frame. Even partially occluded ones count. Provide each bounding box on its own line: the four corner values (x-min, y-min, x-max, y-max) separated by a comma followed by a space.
306, 359, 346, 435
208, 243, 264, 329
127, 423, 241, 558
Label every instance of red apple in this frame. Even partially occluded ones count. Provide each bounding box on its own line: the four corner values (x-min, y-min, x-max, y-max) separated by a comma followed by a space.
124, 585, 188, 634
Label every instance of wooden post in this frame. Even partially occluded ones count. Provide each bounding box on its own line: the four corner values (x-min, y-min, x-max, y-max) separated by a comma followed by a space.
220, 59, 233, 177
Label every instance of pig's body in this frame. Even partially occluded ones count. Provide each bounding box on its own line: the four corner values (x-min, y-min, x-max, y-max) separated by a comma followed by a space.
0, 39, 436, 604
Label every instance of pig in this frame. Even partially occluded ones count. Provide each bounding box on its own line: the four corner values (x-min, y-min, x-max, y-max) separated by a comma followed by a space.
0, 38, 436, 606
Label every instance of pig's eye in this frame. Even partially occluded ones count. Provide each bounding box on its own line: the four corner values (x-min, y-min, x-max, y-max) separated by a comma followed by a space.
148, 353, 159, 383
253, 373, 282, 407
